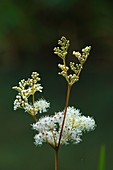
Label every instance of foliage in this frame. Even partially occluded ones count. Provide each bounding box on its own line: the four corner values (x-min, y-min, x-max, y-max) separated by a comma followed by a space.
98, 145, 106, 170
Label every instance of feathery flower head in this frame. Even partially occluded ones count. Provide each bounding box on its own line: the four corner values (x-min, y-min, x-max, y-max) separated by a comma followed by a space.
12, 72, 50, 117
32, 106, 96, 148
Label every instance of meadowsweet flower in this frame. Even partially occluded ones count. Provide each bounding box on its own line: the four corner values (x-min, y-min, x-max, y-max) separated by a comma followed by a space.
12, 37, 96, 170
12, 72, 49, 116
32, 106, 96, 148
35, 99, 50, 113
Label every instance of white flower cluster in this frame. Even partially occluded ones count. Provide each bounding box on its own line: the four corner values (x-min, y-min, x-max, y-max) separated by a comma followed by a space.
12, 72, 50, 116
24, 99, 50, 116
32, 106, 96, 147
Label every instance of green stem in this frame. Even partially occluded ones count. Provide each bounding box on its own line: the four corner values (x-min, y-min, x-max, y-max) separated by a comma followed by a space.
33, 115, 37, 122
55, 148, 58, 170
32, 94, 37, 122
57, 84, 71, 148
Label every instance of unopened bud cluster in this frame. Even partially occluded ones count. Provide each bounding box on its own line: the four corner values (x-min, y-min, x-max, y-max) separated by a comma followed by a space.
54, 36, 91, 86
54, 36, 69, 62
12, 72, 50, 117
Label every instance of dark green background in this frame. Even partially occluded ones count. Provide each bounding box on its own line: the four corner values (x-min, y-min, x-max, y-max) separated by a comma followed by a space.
0, 0, 113, 169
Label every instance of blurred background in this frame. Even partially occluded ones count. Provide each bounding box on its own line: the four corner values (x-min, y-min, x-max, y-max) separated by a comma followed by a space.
0, 0, 113, 169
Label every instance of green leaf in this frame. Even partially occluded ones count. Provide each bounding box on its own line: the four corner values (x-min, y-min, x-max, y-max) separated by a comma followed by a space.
98, 145, 105, 170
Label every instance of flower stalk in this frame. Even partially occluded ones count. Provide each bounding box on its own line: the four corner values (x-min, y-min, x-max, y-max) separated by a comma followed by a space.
55, 84, 71, 170
58, 84, 71, 149
55, 148, 58, 170
32, 94, 37, 122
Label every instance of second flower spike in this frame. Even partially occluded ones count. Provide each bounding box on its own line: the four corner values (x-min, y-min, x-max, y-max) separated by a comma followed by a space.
12, 72, 50, 118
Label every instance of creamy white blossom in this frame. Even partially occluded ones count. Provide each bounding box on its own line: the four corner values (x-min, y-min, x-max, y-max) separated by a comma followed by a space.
12, 72, 49, 116
35, 99, 50, 113
32, 106, 96, 147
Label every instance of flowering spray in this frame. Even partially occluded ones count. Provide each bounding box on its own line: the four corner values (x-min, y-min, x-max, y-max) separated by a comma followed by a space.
12, 36, 96, 170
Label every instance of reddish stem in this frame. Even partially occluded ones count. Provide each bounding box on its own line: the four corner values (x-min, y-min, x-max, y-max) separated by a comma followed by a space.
55, 148, 58, 170
57, 84, 71, 148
